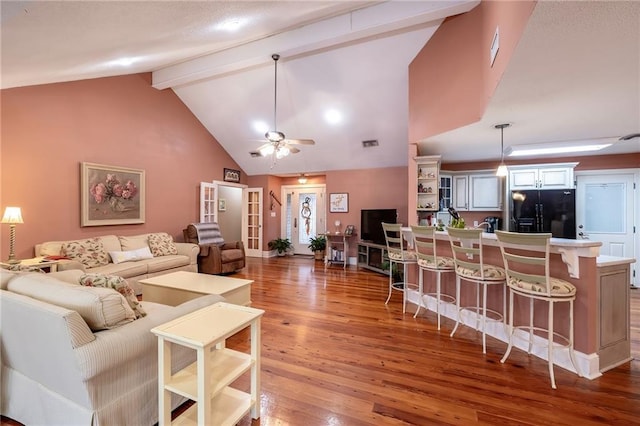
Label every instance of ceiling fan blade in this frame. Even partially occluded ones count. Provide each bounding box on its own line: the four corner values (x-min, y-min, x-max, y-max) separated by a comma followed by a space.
288, 146, 301, 154
256, 142, 274, 151
285, 138, 315, 145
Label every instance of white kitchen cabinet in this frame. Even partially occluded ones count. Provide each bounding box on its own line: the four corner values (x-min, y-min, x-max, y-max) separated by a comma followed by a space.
452, 175, 469, 210
449, 172, 503, 211
469, 174, 503, 211
509, 163, 578, 190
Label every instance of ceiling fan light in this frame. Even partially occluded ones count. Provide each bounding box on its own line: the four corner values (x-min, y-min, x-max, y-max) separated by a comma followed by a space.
276, 145, 290, 159
265, 130, 285, 142
259, 144, 275, 156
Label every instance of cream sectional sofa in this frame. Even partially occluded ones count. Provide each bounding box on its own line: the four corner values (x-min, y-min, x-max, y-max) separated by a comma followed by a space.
0, 269, 225, 425
36, 232, 198, 294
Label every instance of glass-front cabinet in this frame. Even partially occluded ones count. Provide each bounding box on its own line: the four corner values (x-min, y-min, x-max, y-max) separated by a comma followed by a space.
415, 155, 440, 225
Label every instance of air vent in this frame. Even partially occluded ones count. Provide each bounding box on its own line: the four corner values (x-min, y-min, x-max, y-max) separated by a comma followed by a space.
249, 151, 263, 157
362, 139, 379, 148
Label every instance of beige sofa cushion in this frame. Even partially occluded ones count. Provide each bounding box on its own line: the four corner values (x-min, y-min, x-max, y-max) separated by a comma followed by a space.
148, 233, 178, 257
61, 238, 110, 268
8, 273, 135, 331
118, 235, 149, 251
79, 273, 146, 318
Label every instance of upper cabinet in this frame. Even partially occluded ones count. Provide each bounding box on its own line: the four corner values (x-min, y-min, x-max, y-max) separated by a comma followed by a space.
449, 172, 503, 211
509, 163, 578, 190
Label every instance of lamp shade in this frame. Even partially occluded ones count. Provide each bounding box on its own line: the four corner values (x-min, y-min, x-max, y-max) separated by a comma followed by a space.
1, 207, 23, 224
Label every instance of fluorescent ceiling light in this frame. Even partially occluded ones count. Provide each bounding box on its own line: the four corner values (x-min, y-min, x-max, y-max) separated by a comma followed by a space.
505, 139, 614, 157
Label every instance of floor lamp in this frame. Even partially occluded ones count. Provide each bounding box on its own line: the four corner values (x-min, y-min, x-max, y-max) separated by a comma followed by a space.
2, 207, 24, 264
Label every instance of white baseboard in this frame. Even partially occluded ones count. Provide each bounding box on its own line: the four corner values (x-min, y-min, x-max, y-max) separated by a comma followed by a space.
406, 289, 602, 380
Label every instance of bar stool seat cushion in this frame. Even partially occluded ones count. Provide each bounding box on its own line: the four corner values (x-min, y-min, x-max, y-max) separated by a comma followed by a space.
455, 264, 506, 281
388, 251, 416, 261
508, 276, 576, 296
418, 256, 454, 270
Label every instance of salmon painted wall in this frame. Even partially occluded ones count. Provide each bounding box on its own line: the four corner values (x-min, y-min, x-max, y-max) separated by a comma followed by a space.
408, 0, 536, 142
1, 73, 244, 260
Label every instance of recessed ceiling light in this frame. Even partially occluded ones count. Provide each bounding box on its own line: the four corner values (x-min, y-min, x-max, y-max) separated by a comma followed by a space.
217, 18, 245, 32
252, 120, 269, 134
324, 109, 342, 125
108, 57, 138, 67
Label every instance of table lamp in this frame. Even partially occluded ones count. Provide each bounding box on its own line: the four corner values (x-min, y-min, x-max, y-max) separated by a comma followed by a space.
2, 207, 24, 264
334, 220, 341, 234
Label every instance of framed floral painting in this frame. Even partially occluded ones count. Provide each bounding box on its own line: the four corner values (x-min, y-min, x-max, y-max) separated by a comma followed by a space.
81, 162, 145, 226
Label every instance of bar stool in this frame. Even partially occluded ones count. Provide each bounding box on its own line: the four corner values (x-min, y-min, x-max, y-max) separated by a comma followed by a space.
382, 222, 417, 313
495, 231, 580, 389
410, 225, 455, 329
447, 227, 506, 354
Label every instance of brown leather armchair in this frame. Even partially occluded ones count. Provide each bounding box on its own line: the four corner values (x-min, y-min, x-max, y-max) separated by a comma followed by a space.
183, 223, 246, 275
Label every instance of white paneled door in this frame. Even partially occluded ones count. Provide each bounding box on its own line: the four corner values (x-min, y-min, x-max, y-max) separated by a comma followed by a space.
576, 171, 637, 286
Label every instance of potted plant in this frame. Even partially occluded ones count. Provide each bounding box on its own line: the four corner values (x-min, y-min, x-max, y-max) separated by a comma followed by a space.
308, 236, 327, 261
268, 238, 293, 256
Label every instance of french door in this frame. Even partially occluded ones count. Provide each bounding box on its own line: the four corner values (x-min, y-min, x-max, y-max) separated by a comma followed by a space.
282, 185, 326, 254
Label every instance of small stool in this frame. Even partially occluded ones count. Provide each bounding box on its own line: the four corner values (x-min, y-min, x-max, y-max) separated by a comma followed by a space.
495, 231, 581, 389
382, 223, 417, 313
447, 227, 506, 354
410, 225, 455, 329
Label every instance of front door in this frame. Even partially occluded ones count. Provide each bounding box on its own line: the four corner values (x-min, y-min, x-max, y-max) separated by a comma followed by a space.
282, 185, 326, 254
576, 171, 637, 286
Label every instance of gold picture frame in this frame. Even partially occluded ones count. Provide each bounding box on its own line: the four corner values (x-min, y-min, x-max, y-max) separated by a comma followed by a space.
81, 162, 145, 226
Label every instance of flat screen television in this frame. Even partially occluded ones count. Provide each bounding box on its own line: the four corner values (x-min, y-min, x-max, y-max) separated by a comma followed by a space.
360, 209, 397, 246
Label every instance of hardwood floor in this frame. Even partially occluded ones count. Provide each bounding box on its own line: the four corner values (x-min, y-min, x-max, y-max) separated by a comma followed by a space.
2, 257, 639, 425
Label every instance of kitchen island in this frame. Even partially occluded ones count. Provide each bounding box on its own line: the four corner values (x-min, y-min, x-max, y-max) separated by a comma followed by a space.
402, 228, 635, 379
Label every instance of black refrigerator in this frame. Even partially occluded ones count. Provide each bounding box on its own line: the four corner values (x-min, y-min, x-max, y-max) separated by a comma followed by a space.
509, 189, 576, 239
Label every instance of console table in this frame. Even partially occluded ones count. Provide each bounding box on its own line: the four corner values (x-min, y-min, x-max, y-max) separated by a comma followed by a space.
151, 302, 264, 425
320, 232, 356, 269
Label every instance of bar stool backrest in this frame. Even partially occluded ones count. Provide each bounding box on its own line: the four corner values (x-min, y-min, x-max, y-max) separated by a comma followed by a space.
494, 231, 554, 297
447, 227, 488, 280
410, 225, 449, 270
382, 222, 410, 261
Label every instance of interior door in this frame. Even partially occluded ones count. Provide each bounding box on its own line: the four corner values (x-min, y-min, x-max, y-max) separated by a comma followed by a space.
243, 187, 263, 257
199, 182, 216, 223
283, 186, 326, 254
576, 172, 637, 286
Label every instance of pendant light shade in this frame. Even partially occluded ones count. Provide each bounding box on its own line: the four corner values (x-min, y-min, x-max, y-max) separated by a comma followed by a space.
495, 123, 510, 177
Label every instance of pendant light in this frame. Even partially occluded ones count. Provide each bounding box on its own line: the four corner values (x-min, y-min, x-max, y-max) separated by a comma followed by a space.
495, 123, 510, 177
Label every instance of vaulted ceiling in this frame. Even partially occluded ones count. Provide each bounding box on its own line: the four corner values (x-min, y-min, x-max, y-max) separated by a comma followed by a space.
2, 1, 638, 176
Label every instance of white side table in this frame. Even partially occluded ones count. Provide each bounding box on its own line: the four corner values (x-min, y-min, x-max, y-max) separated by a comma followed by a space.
151, 302, 264, 425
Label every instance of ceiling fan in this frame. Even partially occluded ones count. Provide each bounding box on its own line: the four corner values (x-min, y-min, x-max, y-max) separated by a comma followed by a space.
256, 54, 315, 162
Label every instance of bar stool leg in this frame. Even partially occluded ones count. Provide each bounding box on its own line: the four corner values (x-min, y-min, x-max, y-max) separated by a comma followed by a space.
501, 289, 515, 363
549, 301, 556, 389
402, 262, 408, 314
413, 268, 424, 318
436, 272, 442, 330
385, 259, 394, 305
528, 298, 534, 353
568, 299, 581, 378
450, 275, 462, 338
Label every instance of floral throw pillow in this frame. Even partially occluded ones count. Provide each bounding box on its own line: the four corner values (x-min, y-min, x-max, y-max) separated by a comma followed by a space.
79, 273, 146, 318
61, 238, 110, 268
148, 232, 178, 257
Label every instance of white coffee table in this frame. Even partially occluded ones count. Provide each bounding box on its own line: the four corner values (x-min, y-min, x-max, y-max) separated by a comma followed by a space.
139, 271, 253, 306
